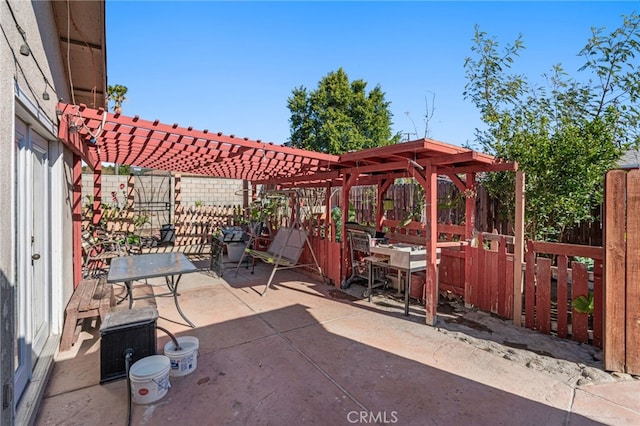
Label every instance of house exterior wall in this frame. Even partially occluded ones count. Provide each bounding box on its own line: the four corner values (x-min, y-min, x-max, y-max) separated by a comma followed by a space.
1, 1, 75, 423
0, 13, 15, 424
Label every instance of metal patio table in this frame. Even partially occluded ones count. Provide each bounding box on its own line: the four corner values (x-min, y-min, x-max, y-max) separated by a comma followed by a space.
107, 252, 199, 327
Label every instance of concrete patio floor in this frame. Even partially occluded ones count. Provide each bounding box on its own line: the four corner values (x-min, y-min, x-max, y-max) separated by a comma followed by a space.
36, 258, 639, 425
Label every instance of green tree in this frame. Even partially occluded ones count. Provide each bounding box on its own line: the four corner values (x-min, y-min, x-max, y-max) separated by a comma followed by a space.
288, 68, 401, 154
464, 13, 640, 241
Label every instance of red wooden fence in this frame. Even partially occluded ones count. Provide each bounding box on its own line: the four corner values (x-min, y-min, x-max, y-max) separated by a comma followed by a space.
523, 241, 603, 347
467, 234, 514, 319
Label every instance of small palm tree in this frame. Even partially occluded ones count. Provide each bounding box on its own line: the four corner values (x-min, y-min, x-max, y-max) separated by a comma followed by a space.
107, 84, 128, 114
107, 84, 128, 175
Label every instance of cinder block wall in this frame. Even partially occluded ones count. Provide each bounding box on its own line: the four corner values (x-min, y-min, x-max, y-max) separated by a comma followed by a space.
81, 174, 245, 210
179, 176, 244, 206
81, 174, 129, 208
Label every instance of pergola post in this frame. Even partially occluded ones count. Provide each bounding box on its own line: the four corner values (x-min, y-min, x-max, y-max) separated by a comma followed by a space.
174, 173, 182, 237
72, 155, 83, 287
464, 172, 476, 238
340, 173, 352, 287
513, 171, 525, 326
242, 179, 249, 210
464, 172, 476, 306
424, 165, 439, 326
92, 162, 102, 233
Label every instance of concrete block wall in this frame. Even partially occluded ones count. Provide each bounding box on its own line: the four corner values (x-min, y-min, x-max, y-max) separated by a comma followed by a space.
81, 174, 245, 210
81, 174, 129, 208
180, 176, 244, 206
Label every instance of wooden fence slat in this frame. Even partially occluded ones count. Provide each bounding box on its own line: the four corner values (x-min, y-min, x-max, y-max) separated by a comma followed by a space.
557, 255, 569, 339
572, 261, 589, 343
469, 244, 478, 307
525, 240, 536, 330
466, 244, 475, 307
592, 258, 603, 349
536, 257, 552, 334
604, 169, 626, 371
505, 253, 514, 319
454, 249, 465, 297
477, 234, 487, 311
626, 169, 640, 373
497, 237, 507, 317
487, 250, 499, 313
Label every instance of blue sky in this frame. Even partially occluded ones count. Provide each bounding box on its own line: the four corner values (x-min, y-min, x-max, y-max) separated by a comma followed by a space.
106, 1, 638, 150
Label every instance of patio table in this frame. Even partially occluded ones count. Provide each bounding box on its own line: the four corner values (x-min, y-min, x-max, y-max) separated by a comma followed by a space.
107, 252, 198, 327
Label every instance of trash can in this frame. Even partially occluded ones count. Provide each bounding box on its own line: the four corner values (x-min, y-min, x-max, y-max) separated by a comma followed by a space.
160, 224, 175, 244
221, 227, 249, 262
226, 242, 247, 262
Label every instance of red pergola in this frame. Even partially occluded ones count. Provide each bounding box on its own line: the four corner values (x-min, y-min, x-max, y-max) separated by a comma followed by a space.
58, 102, 520, 325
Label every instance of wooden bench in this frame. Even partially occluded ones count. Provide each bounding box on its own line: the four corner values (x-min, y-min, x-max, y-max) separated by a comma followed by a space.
59, 278, 114, 352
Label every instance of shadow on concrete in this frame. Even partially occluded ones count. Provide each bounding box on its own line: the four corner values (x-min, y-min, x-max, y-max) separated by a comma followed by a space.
37, 288, 605, 425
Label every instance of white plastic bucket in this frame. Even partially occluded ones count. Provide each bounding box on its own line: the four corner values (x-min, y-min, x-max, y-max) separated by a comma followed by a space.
129, 355, 171, 404
164, 336, 199, 377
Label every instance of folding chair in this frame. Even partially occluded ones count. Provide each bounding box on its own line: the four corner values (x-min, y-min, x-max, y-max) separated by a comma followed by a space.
236, 226, 323, 295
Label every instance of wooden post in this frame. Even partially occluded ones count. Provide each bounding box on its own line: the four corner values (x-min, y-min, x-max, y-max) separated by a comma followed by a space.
464, 172, 476, 308
513, 170, 525, 326
174, 173, 182, 247
340, 174, 354, 287
625, 170, 640, 373
604, 170, 626, 372
464, 172, 476, 238
92, 162, 102, 233
242, 179, 249, 210
424, 165, 438, 326
72, 155, 83, 288
557, 255, 569, 338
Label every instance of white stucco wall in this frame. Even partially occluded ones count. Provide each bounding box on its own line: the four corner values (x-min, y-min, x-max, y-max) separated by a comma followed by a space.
0, 2, 18, 423
1, 1, 75, 423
